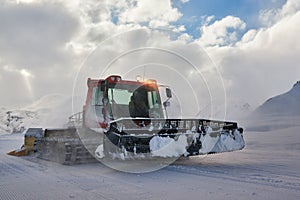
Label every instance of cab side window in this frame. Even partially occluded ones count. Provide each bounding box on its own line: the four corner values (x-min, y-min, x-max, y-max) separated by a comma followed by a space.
91, 86, 103, 106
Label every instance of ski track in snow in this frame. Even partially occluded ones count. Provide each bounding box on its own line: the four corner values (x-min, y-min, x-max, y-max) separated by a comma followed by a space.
1, 125, 300, 199
167, 163, 300, 191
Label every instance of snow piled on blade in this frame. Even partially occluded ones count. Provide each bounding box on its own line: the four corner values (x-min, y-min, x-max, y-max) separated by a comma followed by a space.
200, 129, 245, 154
95, 144, 105, 159
150, 135, 188, 157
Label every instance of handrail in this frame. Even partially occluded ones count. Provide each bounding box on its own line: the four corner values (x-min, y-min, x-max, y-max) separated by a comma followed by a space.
67, 112, 83, 127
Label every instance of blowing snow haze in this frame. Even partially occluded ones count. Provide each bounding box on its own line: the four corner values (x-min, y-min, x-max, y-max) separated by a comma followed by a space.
0, 0, 299, 115
0, 94, 84, 133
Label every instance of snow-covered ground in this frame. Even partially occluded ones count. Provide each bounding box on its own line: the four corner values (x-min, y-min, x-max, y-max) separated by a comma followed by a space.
1, 121, 300, 199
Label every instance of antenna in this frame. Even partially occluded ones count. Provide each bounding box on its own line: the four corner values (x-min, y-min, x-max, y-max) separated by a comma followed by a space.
143, 65, 146, 81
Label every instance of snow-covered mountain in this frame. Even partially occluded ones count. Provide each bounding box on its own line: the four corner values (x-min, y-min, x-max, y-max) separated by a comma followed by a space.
0, 94, 84, 134
246, 81, 300, 131
254, 81, 300, 116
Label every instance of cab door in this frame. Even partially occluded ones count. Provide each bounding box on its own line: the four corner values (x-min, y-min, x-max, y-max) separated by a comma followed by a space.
85, 85, 107, 128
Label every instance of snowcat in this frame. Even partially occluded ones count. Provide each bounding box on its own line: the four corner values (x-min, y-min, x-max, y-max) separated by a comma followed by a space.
9, 75, 245, 165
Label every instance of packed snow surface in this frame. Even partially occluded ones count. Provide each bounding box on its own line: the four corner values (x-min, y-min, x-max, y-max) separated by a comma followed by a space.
1, 122, 300, 199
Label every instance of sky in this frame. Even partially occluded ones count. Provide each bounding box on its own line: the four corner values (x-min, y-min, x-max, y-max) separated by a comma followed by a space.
0, 0, 299, 118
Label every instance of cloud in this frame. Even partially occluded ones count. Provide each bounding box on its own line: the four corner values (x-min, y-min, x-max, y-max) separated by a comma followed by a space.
281, 0, 300, 17
0, 0, 299, 120
65, 0, 183, 53
3, 65, 34, 78
0, 0, 188, 110
118, 0, 182, 28
180, 0, 189, 3
259, 0, 300, 26
205, 2, 300, 107
70, 27, 227, 118
0, 65, 36, 107
197, 16, 246, 47
0, 3, 78, 67
0, 1, 79, 106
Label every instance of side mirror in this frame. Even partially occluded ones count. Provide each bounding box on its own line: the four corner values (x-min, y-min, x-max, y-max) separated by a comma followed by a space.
166, 88, 172, 98
100, 80, 106, 91
163, 101, 170, 107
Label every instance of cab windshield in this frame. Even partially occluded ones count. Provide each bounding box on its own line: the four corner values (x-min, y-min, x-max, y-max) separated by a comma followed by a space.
107, 84, 163, 118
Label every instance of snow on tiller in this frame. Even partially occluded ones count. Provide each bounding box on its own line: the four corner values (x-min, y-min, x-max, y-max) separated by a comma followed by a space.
101, 118, 245, 159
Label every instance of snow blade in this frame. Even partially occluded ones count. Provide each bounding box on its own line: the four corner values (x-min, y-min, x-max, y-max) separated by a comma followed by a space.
103, 118, 245, 159
7, 148, 27, 157
7, 128, 44, 157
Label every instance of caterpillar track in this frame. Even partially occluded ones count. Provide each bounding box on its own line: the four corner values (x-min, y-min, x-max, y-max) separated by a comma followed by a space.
35, 128, 101, 165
